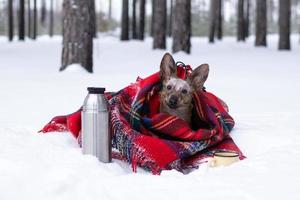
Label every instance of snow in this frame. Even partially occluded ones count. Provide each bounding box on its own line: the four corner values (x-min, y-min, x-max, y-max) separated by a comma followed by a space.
0, 34, 300, 200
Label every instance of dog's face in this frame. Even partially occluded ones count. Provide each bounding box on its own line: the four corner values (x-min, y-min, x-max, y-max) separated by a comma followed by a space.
159, 53, 209, 123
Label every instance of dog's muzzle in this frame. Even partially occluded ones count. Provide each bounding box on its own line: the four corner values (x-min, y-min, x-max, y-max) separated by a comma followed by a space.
168, 95, 178, 109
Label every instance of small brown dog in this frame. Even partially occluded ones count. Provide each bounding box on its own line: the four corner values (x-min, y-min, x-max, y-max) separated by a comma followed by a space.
159, 53, 209, 125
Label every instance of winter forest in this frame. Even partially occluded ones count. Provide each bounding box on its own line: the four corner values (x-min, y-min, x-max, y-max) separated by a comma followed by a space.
0, 1, 300, 200
0, 0, 299, 72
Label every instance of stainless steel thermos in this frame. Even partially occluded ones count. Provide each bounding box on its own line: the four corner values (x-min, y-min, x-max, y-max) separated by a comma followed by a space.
81, 87, 111, 163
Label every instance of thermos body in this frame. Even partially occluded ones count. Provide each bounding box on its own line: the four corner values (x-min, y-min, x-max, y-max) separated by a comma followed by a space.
81, 87, 111, 163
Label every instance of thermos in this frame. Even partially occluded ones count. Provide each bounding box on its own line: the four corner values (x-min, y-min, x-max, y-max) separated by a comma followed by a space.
81, 87, 111, 163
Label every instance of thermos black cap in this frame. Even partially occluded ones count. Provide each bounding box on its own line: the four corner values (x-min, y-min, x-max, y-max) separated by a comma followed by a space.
87, 87, 105, 94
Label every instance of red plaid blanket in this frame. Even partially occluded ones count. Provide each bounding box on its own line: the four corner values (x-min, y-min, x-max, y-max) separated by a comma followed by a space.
40, 65, 245, 174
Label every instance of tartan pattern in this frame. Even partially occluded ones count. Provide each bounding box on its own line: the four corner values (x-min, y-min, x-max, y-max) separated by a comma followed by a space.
108, 66, 244, 174
40, 65, 245, 174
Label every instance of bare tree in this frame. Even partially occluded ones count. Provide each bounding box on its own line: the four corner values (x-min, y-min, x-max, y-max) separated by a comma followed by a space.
168, 0, 173, 37
49, 0, 54, 37
18, 0, 25, 40
279, 0, 291, 50
40, 0, 46, 25
108, 0, 112, 20
138, 0, 146, 40
60, 0, 94, 73
27, 0, 31, 38
237, 0, 245, 41
8, 0, 14, 41
91, 0, 97, 37
255, 0, 267, 46
216, 0, 222, 40
121, 0, 129, 40
32, 0, 37, 39
244, 0, 250, 38
209, 0, 217, 43
172, 0, 191, 53
153, 0, 167, 49
132, 0, 137, 39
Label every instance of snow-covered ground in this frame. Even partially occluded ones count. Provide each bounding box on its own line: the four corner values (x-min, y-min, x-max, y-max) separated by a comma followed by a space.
0, 35, 300, 200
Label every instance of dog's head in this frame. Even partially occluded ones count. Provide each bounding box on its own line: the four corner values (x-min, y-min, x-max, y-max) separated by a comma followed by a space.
159, 53, 209, 110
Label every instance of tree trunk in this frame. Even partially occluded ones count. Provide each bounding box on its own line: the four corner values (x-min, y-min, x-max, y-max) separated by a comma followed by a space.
18, 0, 25, 40
151, 0, 154, 37
216, 0, 222, 40
121, 0, 129, 40
27, 0, 31, 38
244, 0, 250, 38
32, 0, 37, 39
91, 0, 97, 38
108, 0, 112, 20
40, 0, 46, 26
278, 0, 291, 50
8, 0, 14, 41
153, 0, 167, 49
168, 0, 173, 37
132, 0, 137, 39
49, 0, 54, 37
172, 0, 191, 54
138, 0, 146, 40
237, 0, 245, 41
60, 0, 94, 73
255, 0, 267, 46
208, 0, 216, 43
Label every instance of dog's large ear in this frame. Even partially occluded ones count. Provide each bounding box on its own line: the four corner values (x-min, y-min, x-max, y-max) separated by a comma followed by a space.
160, 53, 177, 81
190, 64, 209, 91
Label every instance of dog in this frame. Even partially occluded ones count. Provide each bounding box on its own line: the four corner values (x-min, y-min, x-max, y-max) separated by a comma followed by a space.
159, 53, 209, 125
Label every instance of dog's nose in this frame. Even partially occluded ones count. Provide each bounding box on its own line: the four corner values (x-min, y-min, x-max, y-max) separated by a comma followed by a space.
169, 95, 178, 106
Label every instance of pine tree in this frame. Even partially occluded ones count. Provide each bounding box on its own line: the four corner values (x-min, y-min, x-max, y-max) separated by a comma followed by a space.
32, 0, 37, 39
209, 0, 217, 43
138, 0, 146, 40
8, 0, 14, 41
237, 0, 245, 41
18, 0, 25, 40
172, 0, 191, 53
255, 0, 267, 46
49, 0, 54, 37
216, 0, 222, 40
132, 0, 137, 39
121, 0, 129, 40
60, 0, 94, 73
278, 0, 291, 50
153, 0, 167, 49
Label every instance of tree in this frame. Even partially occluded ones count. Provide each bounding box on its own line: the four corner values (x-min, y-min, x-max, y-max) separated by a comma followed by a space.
121, 0, 129, 40
40, 0, 46, 26
168, 0, 173, 37
138, 0, 146, 40
255, 0, 267, 46
237, 0, 245, 41
91, 0, 97, 37
132, 0, 137, 39
278, 0, 291, 50
172, 0, 191, 54
108, 0, 112, 21
209, 0, 217, 43
49, 0, 54, 37
32, 0, 37, 39
18, 0, 25, 40
60, 0, 94, 73
8, 0, 14, 41
27, 0, 31, 38
153, 0, 167, 49
244, 0, 250, 38
216, 0, 222, 40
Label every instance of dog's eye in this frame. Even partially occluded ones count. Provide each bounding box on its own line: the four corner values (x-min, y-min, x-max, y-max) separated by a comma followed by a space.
167, 85, 172, 90
182, 89, 188, 94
